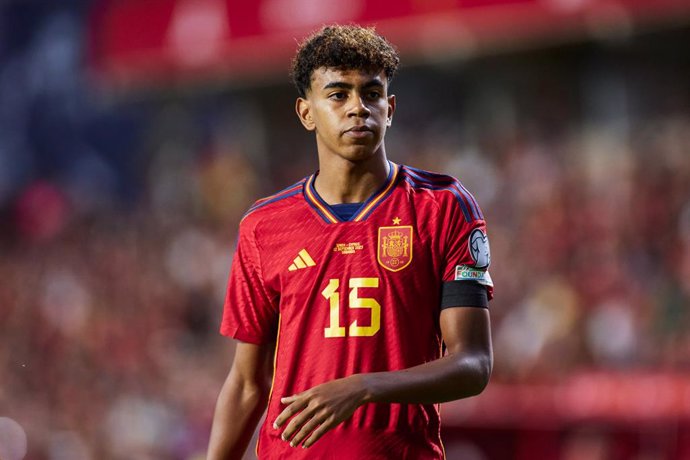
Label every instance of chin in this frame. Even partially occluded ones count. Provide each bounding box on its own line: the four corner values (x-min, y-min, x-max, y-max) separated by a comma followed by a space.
339, 149, 379, 163
342, 142, 385, 161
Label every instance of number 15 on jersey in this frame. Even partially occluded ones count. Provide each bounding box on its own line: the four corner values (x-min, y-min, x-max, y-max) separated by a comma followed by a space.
322, 277, 381, 338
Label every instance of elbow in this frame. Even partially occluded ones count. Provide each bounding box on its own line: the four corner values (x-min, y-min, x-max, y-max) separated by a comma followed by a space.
221, 371, 271, 409
473, 351, 493, 396
242, 382, 271, 407
456, 350, 493, 398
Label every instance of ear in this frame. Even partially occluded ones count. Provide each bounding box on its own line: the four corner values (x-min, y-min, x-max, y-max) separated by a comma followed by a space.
296, 97, 315, 131
386, 94, 396, 127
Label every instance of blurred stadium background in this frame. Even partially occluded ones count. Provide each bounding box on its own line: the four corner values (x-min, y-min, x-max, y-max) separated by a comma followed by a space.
1, 0, 689, 459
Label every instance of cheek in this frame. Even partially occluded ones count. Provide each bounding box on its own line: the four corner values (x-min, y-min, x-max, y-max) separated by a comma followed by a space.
312, 107, 339, 126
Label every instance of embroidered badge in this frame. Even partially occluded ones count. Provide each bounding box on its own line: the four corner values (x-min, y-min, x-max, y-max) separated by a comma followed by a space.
377, 226, 413, 272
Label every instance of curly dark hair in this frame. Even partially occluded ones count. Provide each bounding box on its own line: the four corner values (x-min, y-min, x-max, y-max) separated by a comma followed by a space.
291, 25, 400, 98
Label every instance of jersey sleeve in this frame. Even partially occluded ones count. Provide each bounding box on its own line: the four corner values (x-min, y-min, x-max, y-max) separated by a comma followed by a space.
220, 221, 279, 344
440, 186, 494, 307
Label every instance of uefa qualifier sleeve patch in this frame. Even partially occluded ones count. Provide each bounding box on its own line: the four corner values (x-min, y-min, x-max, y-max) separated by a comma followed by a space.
468, 228, 491, 269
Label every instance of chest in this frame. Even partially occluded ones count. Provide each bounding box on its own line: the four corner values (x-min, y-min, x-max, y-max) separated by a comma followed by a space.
257, 195, 447, 347
273, 211, 442, 283
259, 195, 449, 307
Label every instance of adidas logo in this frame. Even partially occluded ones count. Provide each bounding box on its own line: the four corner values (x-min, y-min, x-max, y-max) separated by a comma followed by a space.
289, 249, 316, 271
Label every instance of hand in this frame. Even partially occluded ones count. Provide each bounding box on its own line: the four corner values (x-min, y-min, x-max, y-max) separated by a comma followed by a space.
273, 375, 369, 448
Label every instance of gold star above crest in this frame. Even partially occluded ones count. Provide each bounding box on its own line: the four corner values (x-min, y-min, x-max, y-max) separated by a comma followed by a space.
392, 217, 401, 225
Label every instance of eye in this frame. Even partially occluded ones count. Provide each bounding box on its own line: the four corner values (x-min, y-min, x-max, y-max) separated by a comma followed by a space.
367, 91, 382, 100
329, 92, 346, 100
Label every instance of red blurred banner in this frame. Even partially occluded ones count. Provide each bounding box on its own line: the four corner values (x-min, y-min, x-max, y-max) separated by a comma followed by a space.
89, 0, 690, 85
443, 372, 690, 427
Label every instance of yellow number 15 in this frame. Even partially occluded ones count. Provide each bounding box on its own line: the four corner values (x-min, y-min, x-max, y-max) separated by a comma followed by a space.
322, 277, 380, 338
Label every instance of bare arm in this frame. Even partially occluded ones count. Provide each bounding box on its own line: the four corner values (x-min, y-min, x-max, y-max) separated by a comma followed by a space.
274, 306, 492, 448
365, 306, 492, 403
207, 341, 275, 460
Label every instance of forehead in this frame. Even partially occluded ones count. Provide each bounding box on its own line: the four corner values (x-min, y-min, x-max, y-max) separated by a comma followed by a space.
309, 67, 387, 90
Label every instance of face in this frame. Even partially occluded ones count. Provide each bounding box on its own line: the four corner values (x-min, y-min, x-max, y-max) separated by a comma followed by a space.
296, 67, 396, 163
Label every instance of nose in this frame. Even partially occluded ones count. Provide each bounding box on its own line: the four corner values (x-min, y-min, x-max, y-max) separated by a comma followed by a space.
347, 94, 371, 118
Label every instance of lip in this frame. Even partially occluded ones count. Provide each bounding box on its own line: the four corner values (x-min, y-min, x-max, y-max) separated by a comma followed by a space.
344, 125, 374, 137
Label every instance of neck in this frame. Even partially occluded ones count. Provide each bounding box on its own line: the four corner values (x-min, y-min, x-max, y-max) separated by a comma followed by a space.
314, 152, 390, 205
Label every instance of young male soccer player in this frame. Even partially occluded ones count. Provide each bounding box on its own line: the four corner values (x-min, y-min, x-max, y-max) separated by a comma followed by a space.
208, 25, 494, 459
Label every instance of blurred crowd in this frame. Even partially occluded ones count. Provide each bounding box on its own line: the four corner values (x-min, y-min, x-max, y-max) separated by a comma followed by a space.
1, 3, 689, 459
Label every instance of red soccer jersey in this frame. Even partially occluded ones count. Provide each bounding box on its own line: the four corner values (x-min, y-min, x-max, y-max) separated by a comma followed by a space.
221, 162, 493, 459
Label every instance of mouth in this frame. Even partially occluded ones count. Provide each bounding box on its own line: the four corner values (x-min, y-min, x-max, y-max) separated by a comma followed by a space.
344, 125, 374, 136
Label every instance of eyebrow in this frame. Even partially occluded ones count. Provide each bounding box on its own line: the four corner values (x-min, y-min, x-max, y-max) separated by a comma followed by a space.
322, 78, 385, 91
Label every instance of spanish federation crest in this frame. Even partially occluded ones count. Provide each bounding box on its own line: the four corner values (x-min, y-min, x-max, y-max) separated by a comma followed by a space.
377, 225, 413, 272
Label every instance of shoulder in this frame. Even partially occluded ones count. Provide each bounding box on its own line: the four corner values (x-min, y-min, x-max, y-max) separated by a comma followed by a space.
399, 164, 484, 223
239, 178, 307, 232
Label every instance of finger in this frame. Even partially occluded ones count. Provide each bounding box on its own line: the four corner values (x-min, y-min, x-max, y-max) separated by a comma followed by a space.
273, 398, 307, 429
281, 394, 298, 404
280, 407, 313, 443
302, 417, 336, 448
289, 414, 324, 447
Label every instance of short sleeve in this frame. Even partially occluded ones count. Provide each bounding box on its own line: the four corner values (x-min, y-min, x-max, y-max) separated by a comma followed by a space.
441, 190, 494, 302
220, 222, 279, 344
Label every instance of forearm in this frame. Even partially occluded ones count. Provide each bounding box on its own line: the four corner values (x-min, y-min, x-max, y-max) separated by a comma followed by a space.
361, 349, 492, 405
207, 374, 269, 460
273, 308, 493, 448
272, 348, 492, 449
